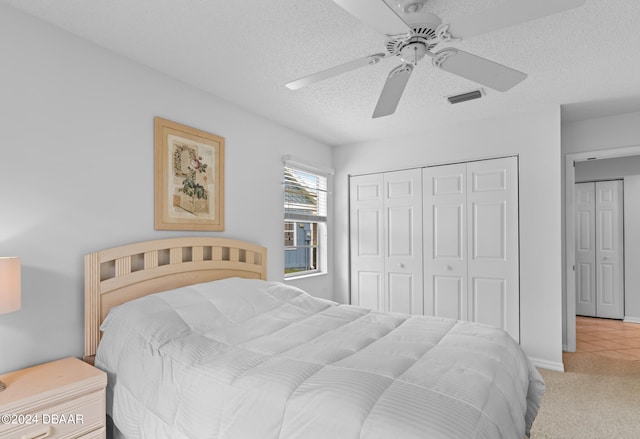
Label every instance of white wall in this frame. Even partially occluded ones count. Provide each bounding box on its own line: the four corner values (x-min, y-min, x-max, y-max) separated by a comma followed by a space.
624, 175, 640, 322
0, 5, 333, 374
562, 111, 640, 155
333, 108, 564, 369
575, 155, 640, 181
561, 110, 640, 346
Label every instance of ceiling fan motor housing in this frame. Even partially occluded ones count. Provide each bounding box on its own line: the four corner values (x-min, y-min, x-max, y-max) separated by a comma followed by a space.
385, 11, 442, 62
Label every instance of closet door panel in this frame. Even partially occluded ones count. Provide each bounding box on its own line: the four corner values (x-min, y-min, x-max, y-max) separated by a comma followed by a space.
594, 180, 624, 319
388, 206, 413, 257
385, 169, 423, 314
471, 277, 506, 330
433, 276, 464, 320
471, 201, 506, 260
358, 272, 382, 310
423, 164, 467, 319
388, 273, 414, 314
575, 182, 596, 316
467, 157, 519, 341
435, 205, 464, 259
350, 174, 385, 310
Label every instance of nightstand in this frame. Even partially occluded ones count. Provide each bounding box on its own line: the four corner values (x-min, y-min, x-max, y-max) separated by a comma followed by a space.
0, 357, 107, 438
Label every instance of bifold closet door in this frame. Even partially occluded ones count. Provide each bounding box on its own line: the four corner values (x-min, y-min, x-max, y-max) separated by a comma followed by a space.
423, 157, 519, 341
350, 173, 384, 311
422, 163, 468, 321
467, 158, 519, 340
384, 169, 423, 314
575, 181, 624, 319
596, 181, 624, 319
350, 169, 422, 314
575, 182, 597, 316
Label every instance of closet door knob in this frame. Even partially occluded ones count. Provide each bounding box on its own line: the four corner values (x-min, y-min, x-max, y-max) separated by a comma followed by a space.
398, 263, 405, 268
447, 265, 453, 271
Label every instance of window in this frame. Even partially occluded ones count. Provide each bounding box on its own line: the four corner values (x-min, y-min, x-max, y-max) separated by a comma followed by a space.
284, 164, 328, 277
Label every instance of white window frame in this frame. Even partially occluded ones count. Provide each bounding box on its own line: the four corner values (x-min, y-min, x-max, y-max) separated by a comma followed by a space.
283, 156, 333, 279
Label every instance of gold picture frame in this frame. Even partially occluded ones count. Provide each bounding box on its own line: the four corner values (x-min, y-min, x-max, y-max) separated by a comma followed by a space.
154, 117, 224, 231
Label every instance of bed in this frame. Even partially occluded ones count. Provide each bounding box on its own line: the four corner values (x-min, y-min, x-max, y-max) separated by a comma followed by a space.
85, 237, 544, 439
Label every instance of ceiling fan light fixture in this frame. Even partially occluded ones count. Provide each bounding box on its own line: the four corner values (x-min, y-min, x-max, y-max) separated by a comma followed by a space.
446, 88, 485, 104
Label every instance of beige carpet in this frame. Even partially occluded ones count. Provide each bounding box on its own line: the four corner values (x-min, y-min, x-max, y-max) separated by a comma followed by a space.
530, 352, 640, 439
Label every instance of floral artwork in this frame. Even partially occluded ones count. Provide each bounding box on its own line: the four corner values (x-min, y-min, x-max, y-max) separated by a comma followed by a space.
171, 140, 210, 215
155, 118, 224, 230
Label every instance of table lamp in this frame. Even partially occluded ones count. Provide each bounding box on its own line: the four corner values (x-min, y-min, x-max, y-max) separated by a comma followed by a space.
0, 256, 21, 391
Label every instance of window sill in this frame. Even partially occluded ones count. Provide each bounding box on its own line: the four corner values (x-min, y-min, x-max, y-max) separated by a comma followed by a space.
284, 271, 328, 281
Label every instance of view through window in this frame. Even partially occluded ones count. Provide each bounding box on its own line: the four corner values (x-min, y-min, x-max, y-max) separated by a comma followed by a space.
283, 166, 327, 277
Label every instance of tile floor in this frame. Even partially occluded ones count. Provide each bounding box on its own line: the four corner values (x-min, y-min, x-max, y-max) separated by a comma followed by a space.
576, 315, 640, 361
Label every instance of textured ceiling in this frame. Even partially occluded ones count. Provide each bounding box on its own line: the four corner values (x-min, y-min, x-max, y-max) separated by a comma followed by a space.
3, 0, 640, 146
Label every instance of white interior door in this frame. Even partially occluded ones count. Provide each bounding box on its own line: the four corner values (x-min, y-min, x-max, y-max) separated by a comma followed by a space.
595, 180, 624, 319
575, 182, 596, 316
384, 169, 423, 314
467, 158, 519, 341
349, 173, 384, 310
349, 169, 423, 314
423, 157, 519, 342
423, 163, 467, 320
574, 180, 624, 319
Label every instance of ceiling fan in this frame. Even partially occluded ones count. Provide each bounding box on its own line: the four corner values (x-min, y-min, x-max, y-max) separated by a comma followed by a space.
286, 0, 585, 118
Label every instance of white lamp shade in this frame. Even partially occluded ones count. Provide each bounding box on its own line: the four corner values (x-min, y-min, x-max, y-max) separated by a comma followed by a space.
0, 257, 21, 314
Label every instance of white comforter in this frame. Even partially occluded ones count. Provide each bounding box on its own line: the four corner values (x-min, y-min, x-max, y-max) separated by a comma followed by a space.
96, 278, 544, 439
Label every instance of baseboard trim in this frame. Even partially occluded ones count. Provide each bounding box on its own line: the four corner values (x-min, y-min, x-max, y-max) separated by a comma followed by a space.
529, 357, 565, 372
623, 316, 640, 324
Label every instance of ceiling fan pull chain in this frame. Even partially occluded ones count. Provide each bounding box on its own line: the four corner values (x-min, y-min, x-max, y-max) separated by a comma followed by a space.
435, 24, 460, 43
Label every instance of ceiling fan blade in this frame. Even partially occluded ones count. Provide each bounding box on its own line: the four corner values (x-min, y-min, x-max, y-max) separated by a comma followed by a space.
446, 0, 585, 39
433, 48, 526, 92
333, 0, 411, 36
372, 64, 413, 118
286, 53, 386, 90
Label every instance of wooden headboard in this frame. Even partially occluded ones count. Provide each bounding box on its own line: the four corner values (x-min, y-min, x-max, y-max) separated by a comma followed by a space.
84, 237, 267, 363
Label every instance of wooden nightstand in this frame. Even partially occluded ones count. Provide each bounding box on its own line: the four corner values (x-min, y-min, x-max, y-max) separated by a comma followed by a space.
0, 357, 107, 438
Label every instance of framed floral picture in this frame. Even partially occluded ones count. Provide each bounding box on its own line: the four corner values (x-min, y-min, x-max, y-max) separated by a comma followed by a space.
154, 117, 224, 230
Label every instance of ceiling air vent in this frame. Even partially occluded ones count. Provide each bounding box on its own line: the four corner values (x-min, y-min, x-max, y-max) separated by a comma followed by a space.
446, 89, 484, 104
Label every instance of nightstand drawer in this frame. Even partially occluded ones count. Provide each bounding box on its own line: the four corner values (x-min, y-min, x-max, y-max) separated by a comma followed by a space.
78, 426, 105, 438
0, 358, 107, 439
0, 388, 105, 439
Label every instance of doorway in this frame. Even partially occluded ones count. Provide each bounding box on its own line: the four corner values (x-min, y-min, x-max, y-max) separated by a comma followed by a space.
566, 145, 640, 352
575, 180, 624, 319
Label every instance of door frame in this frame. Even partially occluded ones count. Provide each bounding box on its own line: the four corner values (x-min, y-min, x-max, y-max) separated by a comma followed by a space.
565, 144, 640, 352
